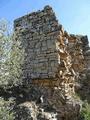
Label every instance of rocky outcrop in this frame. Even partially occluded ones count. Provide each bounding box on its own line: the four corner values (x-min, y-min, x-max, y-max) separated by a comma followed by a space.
14, 101, 80, 120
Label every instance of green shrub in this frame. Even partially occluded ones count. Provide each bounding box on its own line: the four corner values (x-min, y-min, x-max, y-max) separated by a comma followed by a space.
80, 101, 90, 120
0, 97, 15, 120
0, 19, 24, 89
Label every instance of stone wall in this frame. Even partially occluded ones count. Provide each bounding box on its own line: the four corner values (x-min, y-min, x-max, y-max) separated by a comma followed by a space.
14, 5, 87, 100
14, 5, 90, 120
14, 6, 60, 80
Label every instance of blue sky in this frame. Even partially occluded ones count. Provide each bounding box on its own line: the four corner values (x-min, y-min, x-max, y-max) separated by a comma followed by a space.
0, 0, 90, 44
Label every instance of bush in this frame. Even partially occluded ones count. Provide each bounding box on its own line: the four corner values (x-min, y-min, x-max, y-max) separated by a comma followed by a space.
80, 101, 90, 120
0, 19, 24, 89
0, 97, 15, 120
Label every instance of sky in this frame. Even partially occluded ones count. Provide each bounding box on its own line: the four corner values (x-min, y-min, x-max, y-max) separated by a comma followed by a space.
0, 0, 90, 44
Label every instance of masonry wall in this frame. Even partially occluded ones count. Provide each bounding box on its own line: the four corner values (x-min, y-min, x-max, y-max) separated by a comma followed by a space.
13, 5, 90, 120
14, 6, 62, 80
13, 6, 90, 109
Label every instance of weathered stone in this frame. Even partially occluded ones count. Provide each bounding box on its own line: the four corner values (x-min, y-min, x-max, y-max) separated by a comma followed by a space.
14, 5, 90, 120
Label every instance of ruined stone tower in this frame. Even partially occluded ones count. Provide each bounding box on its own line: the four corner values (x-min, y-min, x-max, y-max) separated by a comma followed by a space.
14, 5, 86, 100
14, 5, 89, 119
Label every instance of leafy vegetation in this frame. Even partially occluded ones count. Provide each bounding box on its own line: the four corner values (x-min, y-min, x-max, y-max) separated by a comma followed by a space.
0, 19, 24, 89
79, 101, 90, 120
0, 97, 15, 120
0, 19, 25, 119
